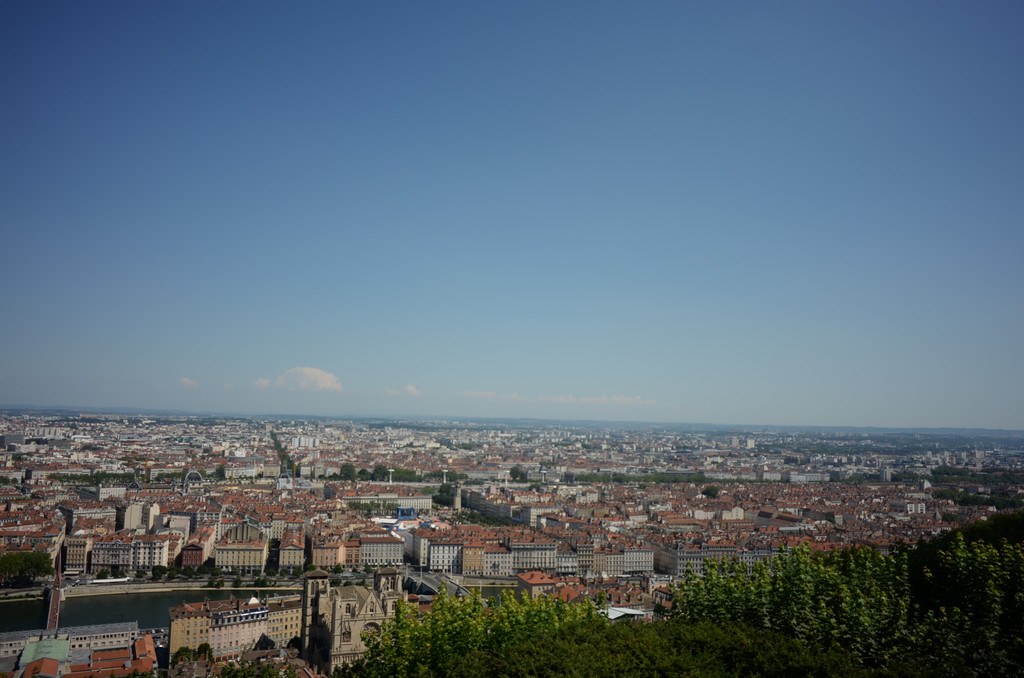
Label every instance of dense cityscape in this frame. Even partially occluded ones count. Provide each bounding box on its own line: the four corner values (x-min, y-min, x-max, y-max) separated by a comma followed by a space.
1, 411, 1022, 676
5, 0, 1023, 674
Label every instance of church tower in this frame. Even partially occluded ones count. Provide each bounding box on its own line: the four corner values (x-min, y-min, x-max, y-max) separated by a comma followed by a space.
301, 569, 331, 669
374, 567, 403, 596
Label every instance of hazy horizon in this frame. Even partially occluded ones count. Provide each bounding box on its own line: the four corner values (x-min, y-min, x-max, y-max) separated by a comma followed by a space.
3, 2, 1022, 430
4, 403, 1024, 436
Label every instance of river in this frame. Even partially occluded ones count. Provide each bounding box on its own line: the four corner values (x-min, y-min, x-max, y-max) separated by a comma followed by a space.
0, 585, 512, 633
0, 590, 271, 633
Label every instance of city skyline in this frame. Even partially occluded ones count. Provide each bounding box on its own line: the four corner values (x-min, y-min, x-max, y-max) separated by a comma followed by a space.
2, 2, 1023, 429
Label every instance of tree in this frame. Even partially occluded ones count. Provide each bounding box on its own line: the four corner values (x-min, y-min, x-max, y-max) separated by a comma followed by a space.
391, 468, 418, 482
702, 485, 720, 499
171, 647, 198, 666
360, 589, 607, 678
664, 526, 1024, 677
0, 551, 54, 584
339, 464, 357, 482
371, 464, 389, 482
433, 484, 455, 507
218, 662, 299, 678
509, 466, 526, 482
151, 565, 168, 580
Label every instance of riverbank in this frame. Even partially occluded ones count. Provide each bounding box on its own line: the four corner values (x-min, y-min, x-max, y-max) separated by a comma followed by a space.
456, 575, 517, 587
65, 581, 302, 598
0, 591, 43, 602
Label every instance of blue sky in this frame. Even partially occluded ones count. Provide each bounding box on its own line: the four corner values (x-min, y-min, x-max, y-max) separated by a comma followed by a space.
2, 2, 1022, 428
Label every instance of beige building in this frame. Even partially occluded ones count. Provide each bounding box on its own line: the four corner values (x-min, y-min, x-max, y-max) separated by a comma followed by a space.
279, 529, 305, 574
462, 542, 485, 576
266, 594, 304, 648
169, 600, 212, 655
64, 531, 93, 574
214, 523, 268, 574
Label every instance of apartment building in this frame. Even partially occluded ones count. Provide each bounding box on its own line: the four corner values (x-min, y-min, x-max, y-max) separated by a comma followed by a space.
358, 534, 403, 568
266, 595, 303, 648
279, 529, 306, 573
214, 523, 268, 574
170, 596, 269, 660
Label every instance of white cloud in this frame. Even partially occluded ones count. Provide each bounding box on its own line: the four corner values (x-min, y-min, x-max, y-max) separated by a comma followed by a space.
253, 378, 271, 390
180, 377, 198, 388
276, 367, 342, 392
384, 384, 423, 397
223, 384, 234, 391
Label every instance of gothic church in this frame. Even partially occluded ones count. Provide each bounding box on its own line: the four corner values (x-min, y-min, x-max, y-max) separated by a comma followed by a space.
300, 567, 403, 672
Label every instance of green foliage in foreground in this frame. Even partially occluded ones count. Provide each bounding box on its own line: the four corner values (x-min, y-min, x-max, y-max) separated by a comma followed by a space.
339, 590, 868, 678
339, 513, 1024, 678
671, 532, 1024, 676
219, 663, 297, 678
361, 590, 604, 677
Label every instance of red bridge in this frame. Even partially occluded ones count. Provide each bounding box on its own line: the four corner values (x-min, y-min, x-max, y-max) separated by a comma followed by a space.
45, 553, 62, 630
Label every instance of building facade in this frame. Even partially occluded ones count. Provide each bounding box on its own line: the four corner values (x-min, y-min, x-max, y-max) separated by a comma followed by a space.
300, 568, 402, 673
